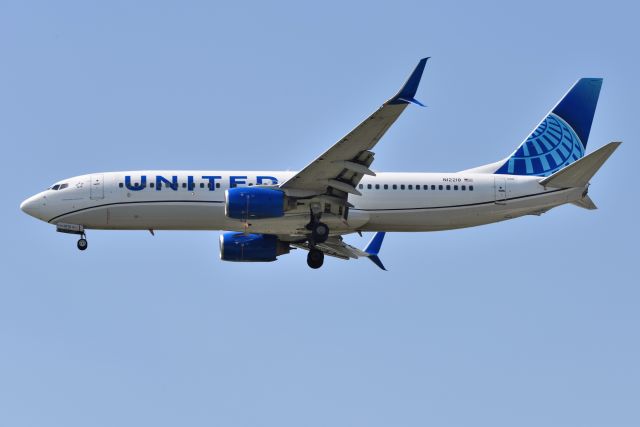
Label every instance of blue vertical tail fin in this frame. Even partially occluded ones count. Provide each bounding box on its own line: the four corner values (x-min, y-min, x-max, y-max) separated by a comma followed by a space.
494, 78, 603, 177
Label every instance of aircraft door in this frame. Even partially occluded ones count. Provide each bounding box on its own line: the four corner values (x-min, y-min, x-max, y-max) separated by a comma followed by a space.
90, 174, 104, 200
494, 177, 507, 204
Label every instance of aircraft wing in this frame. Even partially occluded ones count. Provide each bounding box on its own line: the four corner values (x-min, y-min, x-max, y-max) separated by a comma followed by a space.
290, 232, 387, 270
291, 236, 364, 260
279, 58, 429, 198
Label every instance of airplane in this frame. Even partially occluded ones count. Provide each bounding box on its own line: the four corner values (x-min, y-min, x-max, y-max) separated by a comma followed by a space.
20, 58, 620, 270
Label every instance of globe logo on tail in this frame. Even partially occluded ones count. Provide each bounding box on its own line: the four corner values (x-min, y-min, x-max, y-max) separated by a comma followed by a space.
496, 113, 585, 177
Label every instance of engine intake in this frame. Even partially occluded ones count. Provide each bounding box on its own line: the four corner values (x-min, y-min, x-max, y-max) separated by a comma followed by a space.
225, 187, 286, 220
219, 232, 290, 262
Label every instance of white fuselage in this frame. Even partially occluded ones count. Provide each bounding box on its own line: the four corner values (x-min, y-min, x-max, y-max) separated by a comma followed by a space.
21, 170, 583, 238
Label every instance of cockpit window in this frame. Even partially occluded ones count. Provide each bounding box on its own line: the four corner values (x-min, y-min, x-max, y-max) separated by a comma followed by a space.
49, 183, 68, 191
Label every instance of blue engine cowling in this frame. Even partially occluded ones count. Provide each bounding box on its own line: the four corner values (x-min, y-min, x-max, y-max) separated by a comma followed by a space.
225, 187, 285, 220
219, 232, 290, 262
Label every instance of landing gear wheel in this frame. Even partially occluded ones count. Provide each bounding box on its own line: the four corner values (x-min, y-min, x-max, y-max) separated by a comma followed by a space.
307, 249, 324, 269
77, 238, 88, 251
311, 222, 329, 243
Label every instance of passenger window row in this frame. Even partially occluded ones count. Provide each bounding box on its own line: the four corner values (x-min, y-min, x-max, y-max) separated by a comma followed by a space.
358, 183, 474, 191
117, 180, 475, 191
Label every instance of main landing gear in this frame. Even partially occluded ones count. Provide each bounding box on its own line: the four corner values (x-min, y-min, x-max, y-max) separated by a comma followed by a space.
307, 248, 324, 269
305, 207, 328, 268
310, 221, 329, 244
305, 223, 327, 268
306, 204, 329, 245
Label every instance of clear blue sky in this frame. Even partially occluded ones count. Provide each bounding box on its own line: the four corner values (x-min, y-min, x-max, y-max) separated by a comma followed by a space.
1, 1, 638, 426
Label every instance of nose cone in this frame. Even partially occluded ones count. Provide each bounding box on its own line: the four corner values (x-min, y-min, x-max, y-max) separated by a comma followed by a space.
20, 194, 47, 221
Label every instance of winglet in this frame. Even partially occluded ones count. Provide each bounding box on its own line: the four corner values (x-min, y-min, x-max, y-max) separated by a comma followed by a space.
364, 232, 387, 271
389, 57, 429, 107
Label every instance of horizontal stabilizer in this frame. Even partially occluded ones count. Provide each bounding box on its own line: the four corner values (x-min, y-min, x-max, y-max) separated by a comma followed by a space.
539, 141, 621, 188
572, 194, 598, 210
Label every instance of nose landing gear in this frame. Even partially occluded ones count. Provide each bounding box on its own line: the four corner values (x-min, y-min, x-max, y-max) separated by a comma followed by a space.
56, 223, 88, 251
77, 235, 88, 251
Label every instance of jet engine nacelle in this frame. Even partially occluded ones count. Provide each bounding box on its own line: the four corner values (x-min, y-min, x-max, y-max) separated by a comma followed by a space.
219, 232, 290, 262
225, 187, 287, 220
